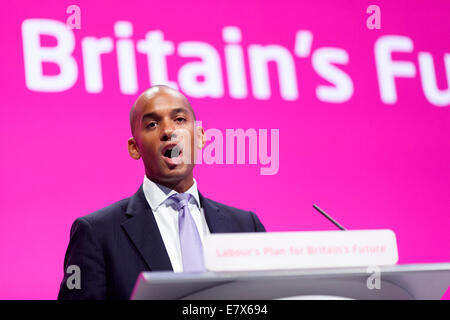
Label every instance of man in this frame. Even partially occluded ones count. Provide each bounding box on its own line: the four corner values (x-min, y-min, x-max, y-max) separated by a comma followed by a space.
58, 85, 266, 300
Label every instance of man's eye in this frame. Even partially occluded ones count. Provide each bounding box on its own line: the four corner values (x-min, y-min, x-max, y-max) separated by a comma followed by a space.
146, 122, 157, 128
176, 117, 186, 123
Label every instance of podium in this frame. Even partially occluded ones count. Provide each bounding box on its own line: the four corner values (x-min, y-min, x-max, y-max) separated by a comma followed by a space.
130, 263, 450, 300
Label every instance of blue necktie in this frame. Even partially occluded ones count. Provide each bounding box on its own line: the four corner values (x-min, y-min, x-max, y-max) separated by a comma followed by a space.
170, 193, 205, 272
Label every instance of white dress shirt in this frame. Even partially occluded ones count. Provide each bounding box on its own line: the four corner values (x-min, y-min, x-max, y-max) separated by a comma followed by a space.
142, 176, 211, 272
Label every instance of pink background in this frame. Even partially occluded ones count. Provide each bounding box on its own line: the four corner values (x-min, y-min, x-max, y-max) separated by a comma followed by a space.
1, 0, 449, 299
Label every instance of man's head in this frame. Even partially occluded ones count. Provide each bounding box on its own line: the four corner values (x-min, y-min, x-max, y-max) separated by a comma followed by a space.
128, 85, 205, 192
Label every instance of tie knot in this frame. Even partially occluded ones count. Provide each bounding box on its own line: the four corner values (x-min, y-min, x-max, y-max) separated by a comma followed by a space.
170, 193, 192, 211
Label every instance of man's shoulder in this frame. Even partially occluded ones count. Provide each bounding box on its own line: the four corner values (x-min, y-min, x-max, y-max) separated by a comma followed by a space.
201, 195, 266, 232
203, 196, 252, 215
78, 197, 130, 227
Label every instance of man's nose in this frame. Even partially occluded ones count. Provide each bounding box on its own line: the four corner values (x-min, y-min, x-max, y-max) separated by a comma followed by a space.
160, 120, 177, 141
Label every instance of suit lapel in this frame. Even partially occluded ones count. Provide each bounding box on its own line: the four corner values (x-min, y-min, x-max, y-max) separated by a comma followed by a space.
121, 185, 173, 271
120, 186, 233, 272
199, 191, 233, 233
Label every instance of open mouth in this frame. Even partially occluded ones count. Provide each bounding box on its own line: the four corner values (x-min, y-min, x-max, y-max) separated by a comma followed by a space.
163, 145, 182, 158
161, 144, 183, 166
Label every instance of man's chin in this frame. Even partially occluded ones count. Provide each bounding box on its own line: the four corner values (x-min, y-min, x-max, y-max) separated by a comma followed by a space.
148, 168, 194, 191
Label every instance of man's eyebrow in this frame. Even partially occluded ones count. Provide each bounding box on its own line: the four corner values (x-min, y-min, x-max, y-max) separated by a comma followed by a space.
141, 107, 191, 122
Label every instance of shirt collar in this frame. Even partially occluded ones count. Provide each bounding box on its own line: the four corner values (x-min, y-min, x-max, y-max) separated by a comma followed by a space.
142, 175, 201, 210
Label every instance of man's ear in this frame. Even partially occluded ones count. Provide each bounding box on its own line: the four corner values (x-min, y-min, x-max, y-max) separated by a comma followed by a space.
196, 126, 206, 149
128, 137, 141, 160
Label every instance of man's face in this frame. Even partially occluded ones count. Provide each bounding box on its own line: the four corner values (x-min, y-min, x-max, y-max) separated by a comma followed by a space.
130, 91, 203, 188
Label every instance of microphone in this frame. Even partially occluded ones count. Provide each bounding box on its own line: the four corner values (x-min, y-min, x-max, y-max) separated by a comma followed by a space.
312, 204, 347, 231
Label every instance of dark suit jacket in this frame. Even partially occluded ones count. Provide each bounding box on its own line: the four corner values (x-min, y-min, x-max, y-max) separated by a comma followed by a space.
57, 185, 266, 300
